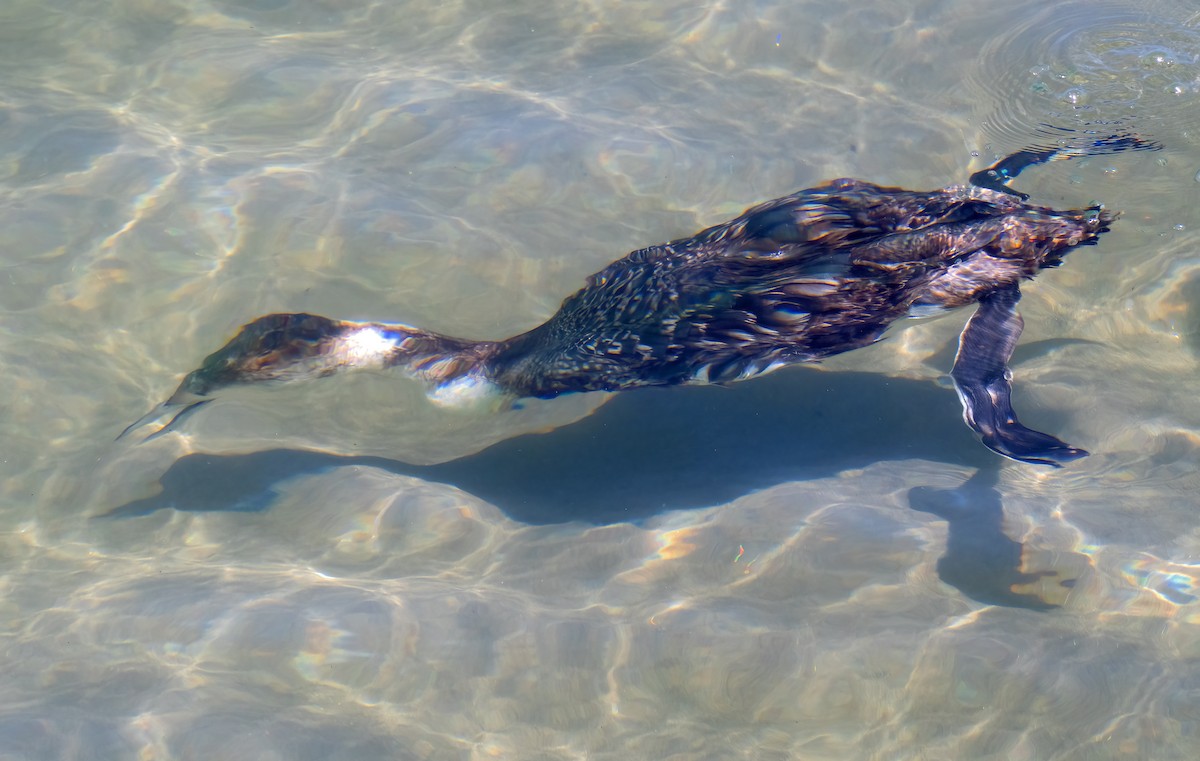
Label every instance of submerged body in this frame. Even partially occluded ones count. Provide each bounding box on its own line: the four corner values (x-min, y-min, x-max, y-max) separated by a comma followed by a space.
487, 180, 1108, 398
121, 141, 1152, 466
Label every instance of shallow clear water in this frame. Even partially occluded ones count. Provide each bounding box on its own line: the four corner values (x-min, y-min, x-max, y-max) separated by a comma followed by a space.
3, 0, 1200, 758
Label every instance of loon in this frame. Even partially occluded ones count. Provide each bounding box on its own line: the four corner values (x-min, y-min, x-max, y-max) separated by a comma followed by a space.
121, 135, 1158, 466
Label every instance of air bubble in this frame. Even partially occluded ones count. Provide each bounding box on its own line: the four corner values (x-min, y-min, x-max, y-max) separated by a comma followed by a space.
1062, 87, 1088, 105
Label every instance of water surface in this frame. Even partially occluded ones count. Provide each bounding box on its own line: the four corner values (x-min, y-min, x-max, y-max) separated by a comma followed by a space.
3, 0, 1200, 758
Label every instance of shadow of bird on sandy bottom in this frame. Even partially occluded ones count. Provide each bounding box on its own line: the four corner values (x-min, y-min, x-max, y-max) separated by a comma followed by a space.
103, 367, 1073, 611
908, 467, 1077, 611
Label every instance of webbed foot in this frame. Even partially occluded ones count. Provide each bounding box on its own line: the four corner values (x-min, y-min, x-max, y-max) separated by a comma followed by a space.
969, 127, 1162, 197
951, 284, 1087, 467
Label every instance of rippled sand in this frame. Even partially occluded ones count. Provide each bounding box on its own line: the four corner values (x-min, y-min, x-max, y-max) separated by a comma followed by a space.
3, 0, 1200, 758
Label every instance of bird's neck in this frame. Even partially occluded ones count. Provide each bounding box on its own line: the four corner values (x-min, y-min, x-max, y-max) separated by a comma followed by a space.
349, 322, 510, 409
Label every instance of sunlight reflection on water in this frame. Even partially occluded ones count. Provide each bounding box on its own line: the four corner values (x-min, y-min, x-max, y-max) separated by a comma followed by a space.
3, 0, 1200, 758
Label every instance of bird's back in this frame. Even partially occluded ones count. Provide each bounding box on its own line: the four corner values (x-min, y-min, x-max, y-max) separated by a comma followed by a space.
489, 179, 1113, 397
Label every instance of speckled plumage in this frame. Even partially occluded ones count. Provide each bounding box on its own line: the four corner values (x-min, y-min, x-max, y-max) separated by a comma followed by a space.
121, 137, 1158, 465
487, 180, 1111, 398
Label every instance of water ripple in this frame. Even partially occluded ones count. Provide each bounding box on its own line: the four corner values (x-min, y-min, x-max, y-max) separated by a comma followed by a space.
967, 2, 1200, 151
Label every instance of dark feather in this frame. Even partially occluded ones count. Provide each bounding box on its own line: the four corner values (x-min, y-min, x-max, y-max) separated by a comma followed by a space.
122, 133, 1160, 464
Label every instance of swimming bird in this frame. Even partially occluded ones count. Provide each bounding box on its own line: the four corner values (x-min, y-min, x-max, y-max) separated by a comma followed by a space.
121, 134, 1158, 466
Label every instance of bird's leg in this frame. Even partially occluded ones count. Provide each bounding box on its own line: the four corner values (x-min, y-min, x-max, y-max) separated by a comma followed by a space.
969, 128, 1161, 198
950, 284, 1088, 466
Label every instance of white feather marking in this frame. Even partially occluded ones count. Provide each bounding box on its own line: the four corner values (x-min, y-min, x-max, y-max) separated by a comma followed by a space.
333, 327, 401, 368
427, 374, 506, 410
906, 303, 951, 319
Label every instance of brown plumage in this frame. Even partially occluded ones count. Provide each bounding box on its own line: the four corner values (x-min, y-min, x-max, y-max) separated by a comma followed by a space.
120, 137, 1157, 465
486, 179, 1111, 398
